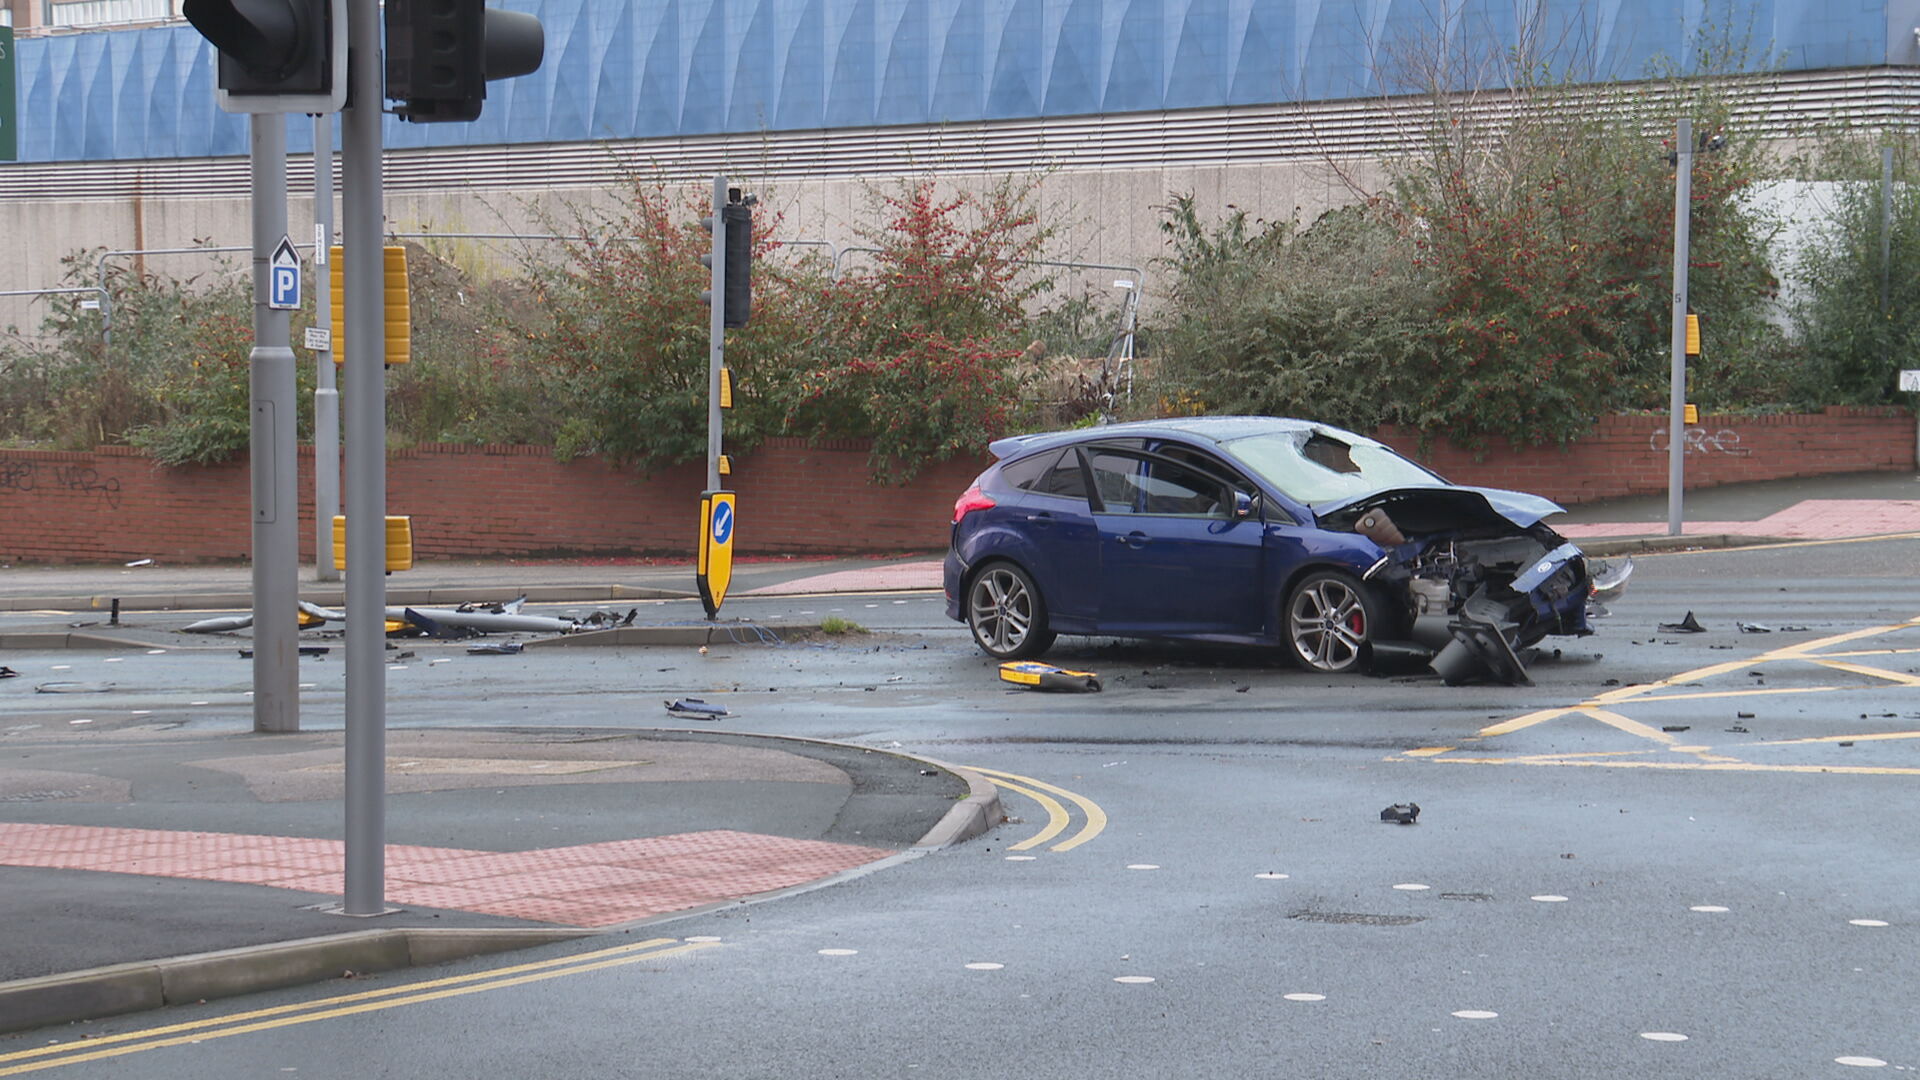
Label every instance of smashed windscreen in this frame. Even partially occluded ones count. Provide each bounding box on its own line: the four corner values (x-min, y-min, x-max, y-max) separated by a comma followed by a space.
1222, 429, 1443, 504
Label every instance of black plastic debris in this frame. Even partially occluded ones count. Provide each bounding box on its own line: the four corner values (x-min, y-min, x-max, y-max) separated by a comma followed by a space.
1737, 711, 1755, 718
237, 647, 329, 658
1658, 612, 1708, 633
466, 641, 525, 655
1380, 802, 1421, 825
404, 608, 480, 640
1727, 725, 1750, 734
665, 697, 730, 719
1737, 622, 1773, 633
1661, 725, 1690, 732
0, 666, 17, 679
1432, 616, 1531, 686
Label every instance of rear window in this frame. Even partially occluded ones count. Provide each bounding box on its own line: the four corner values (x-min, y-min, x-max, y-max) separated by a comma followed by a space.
997, 450, 1058, 492
1035, 452, 1089, 500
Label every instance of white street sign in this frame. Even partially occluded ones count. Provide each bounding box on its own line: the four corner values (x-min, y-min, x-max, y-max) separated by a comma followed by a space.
304, 326, 331, 351
1900, 369, 1920, 393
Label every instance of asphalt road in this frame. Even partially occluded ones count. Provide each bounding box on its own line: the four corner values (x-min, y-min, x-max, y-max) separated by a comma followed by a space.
4, 537, 1918, 1077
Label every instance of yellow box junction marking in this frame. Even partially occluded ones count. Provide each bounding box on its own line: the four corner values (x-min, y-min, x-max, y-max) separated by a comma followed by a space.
1399, 615, 1920, 775
967, 766, 1108, 852
0, 938, 715, 1076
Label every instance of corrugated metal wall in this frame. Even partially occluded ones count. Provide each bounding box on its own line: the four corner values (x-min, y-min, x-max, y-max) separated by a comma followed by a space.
3, 0, 1908, 166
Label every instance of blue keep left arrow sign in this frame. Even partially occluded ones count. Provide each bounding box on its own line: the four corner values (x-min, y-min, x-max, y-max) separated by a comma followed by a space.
268, 237, 301, 311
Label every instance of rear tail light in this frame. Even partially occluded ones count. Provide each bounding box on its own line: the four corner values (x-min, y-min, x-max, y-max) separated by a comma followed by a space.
953, 485, 996, 523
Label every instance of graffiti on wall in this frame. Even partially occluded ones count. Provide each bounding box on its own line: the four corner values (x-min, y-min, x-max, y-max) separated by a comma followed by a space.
0, 460, 123, 508
1647, 427, 1752, 457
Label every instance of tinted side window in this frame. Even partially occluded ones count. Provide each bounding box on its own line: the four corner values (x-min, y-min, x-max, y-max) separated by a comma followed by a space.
997, 450, 1059, 492
1035, 449, 1089, 500
1086, 450, 1145, 514
1141, 458, 1229, 516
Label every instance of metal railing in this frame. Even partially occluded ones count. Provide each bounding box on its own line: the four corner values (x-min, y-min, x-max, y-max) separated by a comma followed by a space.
0, 285, 108, 308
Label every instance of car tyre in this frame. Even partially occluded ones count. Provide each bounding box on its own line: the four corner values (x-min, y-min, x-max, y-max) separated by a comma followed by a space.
966, 562, 1057, 660
1283, 569, 1389, 674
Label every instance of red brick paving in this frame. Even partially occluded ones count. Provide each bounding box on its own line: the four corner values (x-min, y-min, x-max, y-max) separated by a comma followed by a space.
0, 824, 890, 927
1557, 499, 1920, 540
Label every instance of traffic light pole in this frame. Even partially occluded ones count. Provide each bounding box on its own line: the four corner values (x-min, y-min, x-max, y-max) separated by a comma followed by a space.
250, 114, 299, 734
314, 113, 339, 583
707, 174, 726, 493
341, 0, 388, 916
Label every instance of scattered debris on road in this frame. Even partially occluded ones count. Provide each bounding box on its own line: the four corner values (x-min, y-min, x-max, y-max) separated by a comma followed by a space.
1657, 612, 1707, 633
237, 647, 329, 658
182, 614, 254, 634
1380, 803, 1420, 825
999, 661, 1102, 692
665, 698, 730, 719
465, 641, 524, 655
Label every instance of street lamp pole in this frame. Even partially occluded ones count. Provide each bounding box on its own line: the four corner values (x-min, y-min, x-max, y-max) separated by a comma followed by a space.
1667, 118, 1692, 537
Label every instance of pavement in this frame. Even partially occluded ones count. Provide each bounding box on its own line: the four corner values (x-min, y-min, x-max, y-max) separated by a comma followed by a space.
3, 469, 1919, 1034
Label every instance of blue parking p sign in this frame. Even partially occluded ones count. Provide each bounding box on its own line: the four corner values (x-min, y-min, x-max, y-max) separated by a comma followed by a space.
268, 238, 300, 311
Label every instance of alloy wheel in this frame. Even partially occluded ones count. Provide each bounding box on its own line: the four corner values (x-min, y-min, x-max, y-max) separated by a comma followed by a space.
1288, 575, 1370, 672
969, 565, 1037, 657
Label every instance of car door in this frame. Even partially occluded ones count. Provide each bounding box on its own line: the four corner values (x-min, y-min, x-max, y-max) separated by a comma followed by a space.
1087, 446, 1266, 635
1001, 447, 1100, 627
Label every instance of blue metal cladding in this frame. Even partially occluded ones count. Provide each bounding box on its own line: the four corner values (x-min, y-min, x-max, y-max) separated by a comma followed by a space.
4, 0, 1901, 164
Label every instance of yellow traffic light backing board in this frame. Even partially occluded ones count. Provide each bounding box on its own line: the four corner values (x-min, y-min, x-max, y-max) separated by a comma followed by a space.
698, 491, 736, 618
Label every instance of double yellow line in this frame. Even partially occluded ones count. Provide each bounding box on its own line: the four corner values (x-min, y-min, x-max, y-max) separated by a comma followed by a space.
967, 766, 1108, 852
0, 937, 718, 1076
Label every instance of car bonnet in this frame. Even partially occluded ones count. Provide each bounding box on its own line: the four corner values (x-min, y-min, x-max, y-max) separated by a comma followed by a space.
1311, 485, 1567, 532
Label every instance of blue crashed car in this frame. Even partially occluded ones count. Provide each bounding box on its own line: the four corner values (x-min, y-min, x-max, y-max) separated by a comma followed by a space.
942, 417, 1629, 684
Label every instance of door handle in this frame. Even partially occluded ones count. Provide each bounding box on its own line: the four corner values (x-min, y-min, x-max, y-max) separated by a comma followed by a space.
1026, 512, 1054, 524
1116, 531, 1150, 548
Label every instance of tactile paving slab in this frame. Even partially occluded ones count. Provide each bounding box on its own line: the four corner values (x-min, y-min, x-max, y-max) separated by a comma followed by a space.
0, 823, 889, 927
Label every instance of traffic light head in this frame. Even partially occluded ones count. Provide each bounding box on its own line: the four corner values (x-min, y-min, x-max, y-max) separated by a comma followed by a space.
184, 0, 345, 113
386, 0, 545, 123
721, 200, 753, 329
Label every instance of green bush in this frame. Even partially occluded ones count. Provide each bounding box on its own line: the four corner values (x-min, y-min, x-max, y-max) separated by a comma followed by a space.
1789, 135, 1920, 404
775, 178, 1054, 480
1145, 198, 1435, 431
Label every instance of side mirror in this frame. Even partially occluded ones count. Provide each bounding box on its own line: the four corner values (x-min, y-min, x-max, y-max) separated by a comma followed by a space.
1233, 491, 1256, 519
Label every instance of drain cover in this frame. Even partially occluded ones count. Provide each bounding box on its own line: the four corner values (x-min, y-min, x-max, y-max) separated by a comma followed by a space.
0, 789, 83, 803
1289, 911, 1426, 926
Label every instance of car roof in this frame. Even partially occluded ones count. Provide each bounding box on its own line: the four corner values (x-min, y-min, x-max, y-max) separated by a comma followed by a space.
988, 416, 1335, 459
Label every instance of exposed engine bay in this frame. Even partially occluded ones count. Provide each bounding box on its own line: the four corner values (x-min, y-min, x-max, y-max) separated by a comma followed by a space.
1318, 490, 1631, 686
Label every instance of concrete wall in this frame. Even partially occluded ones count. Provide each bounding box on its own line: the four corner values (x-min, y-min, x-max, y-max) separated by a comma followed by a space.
1, 409, 1909, 564
3, 158, 1371, 333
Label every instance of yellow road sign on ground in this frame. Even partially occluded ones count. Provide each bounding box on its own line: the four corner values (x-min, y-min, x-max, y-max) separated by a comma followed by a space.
697, 491, 736, 617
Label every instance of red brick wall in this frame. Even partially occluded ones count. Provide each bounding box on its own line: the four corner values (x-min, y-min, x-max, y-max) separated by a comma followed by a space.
0, 410, 1911, 564
1373, 407, 1915, 503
